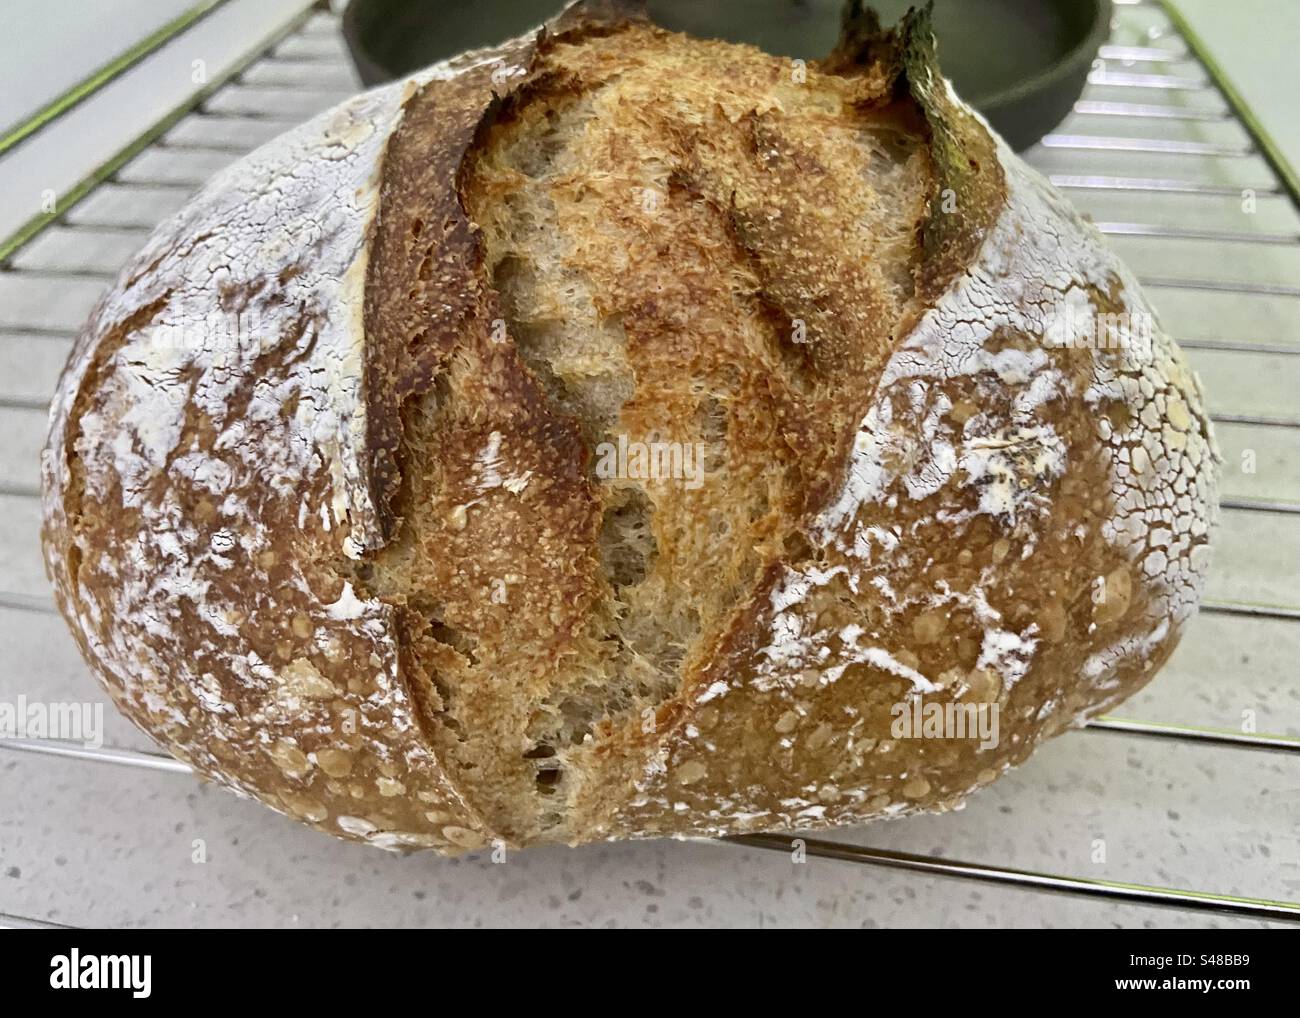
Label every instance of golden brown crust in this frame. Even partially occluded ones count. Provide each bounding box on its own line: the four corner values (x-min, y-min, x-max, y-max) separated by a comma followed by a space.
41, 2, 1219, 853
41, 42, 521, 853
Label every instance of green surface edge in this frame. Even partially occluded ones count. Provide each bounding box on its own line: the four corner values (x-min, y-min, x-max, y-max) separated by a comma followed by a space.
0, 1, 320, 267
0, 0, 231, 159
1160, 0, 1300, 206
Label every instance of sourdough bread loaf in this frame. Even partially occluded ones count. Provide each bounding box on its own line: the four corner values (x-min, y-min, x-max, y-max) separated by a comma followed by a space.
41, 1, 1219, 852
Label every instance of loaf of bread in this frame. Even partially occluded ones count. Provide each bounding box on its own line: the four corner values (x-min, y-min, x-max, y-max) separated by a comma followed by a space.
41, 0, 1219, 853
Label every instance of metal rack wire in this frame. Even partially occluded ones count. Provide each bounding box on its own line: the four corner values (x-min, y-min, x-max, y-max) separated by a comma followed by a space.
0, 0, 1296, 927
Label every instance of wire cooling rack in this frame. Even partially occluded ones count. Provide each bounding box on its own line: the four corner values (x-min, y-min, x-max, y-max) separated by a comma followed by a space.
0, 0, 1296, 928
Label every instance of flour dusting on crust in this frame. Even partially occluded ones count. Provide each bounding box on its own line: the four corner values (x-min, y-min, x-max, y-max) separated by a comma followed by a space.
40, 5, 1219, 853
42, 55, 514, 853
603, 131, 1219, 841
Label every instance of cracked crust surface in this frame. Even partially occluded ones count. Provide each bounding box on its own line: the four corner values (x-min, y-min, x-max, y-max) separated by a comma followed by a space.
41, 1, 1219, 852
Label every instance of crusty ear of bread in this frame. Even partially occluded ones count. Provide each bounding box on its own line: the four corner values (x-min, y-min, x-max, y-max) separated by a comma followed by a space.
42, 1, 1218, 853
